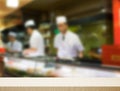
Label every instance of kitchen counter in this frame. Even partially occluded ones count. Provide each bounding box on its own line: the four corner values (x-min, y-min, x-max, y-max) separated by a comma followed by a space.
3, 56, 120, 77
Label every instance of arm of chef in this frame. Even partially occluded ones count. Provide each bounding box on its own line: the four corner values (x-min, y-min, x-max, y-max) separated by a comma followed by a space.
75, 36, 84, 58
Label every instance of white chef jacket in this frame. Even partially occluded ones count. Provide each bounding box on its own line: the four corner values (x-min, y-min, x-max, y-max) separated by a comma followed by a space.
54, 31, 84, 59
27, 30, 45, 57
7, 40, 22, 52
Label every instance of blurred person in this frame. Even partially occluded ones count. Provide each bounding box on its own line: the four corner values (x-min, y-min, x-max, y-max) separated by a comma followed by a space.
39, 24, 51, 54
6, 32, 23, 55
23, 20, 45, 57
54, 16, 84, 60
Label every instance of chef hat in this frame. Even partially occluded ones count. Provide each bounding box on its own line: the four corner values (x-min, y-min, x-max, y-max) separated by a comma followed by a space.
24, 20, 35, 28
56, 16, 67, 24
8, 32, 17, 37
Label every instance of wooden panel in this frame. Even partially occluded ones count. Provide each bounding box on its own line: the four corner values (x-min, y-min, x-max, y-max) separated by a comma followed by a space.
0, 87, 120, 91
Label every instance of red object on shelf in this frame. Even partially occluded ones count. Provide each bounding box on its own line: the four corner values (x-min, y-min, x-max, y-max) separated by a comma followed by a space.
0, 48, 6, 62
0, 48, 6, 54
102, 45, 120, 66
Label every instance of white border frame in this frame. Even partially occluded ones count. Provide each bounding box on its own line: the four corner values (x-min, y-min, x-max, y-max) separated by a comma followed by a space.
0, 78, 120, 87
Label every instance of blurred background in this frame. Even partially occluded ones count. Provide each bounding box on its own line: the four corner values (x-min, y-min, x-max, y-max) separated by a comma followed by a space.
0, 0, 113, 53
0, 0, 119, 77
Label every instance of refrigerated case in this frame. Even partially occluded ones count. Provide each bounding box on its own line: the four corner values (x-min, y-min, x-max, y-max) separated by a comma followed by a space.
4, 56, 120, 77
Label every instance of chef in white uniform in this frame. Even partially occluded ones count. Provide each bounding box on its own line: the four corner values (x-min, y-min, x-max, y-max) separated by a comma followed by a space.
7, 32, 23, 54
23, 20, 45, 57
54, 16, 84, 60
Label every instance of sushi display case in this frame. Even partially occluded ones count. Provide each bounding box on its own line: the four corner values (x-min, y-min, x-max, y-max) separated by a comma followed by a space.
3, 56, 120, 77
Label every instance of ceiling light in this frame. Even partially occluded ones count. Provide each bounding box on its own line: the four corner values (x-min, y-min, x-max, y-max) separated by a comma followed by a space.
6, 0, 19, 8
101, 9, 107, 13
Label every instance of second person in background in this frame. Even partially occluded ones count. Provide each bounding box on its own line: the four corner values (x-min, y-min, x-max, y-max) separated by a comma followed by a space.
6, 32, 23, 55
23, 20, 45, 57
